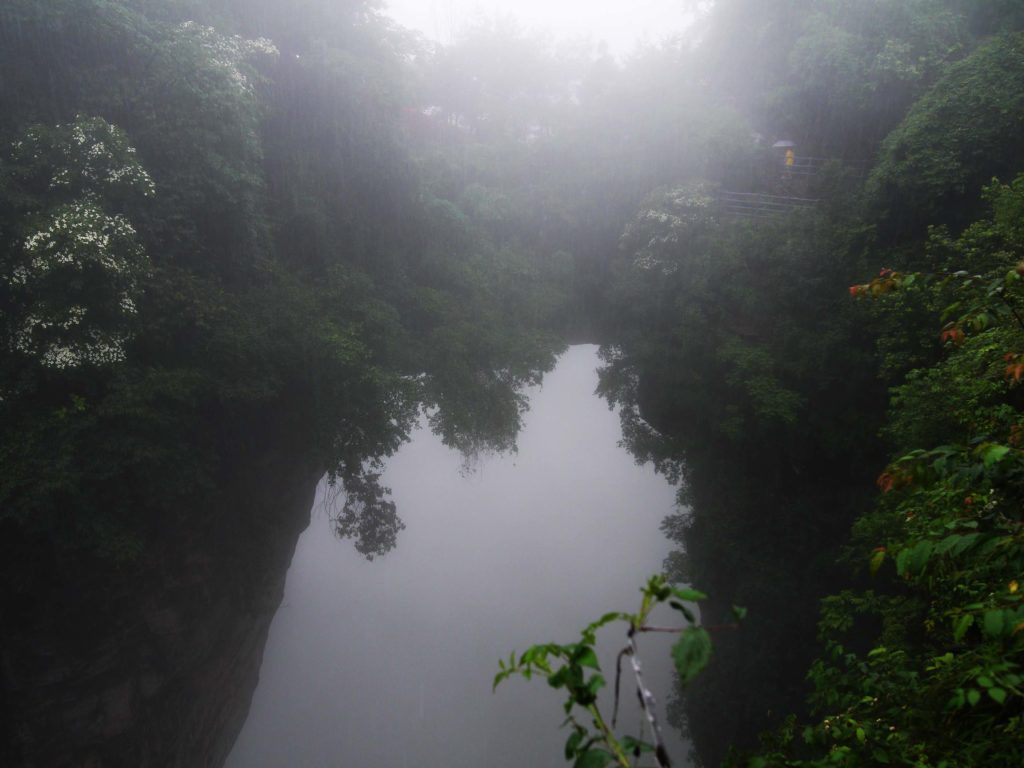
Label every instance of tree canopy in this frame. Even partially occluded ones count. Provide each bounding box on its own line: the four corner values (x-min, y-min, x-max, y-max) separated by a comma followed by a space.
3, 0, 1024, 765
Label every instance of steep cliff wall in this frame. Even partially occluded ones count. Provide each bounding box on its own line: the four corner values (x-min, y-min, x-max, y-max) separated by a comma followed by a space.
0, 426, 321, 767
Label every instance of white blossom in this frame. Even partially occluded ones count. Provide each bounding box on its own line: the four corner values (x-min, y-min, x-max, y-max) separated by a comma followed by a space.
9, 200, 147, 370
3, 118, 155, 373
176, 20, 278, 94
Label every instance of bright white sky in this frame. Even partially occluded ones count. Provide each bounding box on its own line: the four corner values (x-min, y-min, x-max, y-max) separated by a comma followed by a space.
383, 0, 698, 56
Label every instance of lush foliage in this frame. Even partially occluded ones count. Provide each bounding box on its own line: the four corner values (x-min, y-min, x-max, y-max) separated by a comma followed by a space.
1, 118, 154, 378
868, 31, 1024, 240
0, 0, 564, 566
594, 179, 886, 764
748, 177, 1024, 767
495, 576, 723, 768
3, 0, 1024, 765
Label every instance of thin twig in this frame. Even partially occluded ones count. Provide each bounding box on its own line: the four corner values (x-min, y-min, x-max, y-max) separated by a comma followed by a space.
637, 622, 738, 634
636, 625, 683, 634
633, 709, 645, 768
627, 629, 672, 768
612, 647, 629, 729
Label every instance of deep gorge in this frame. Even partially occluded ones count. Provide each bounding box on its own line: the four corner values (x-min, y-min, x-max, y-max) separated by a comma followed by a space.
2, 1, 1024, 766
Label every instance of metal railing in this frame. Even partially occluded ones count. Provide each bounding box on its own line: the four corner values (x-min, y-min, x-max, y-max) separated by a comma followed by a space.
781, 156, 868, 177
718, 190, 819, 220
783, 155, 826, 176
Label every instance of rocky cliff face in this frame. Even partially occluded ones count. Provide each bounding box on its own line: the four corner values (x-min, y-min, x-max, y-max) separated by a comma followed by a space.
0, 429, 321, 767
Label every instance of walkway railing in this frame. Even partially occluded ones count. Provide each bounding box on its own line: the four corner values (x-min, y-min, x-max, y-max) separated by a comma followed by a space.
782, 156, 868, 177
718, 190, 819, 220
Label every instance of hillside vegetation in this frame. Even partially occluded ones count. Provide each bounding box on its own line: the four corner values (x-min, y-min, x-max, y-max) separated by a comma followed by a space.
2, 1, 1024, 766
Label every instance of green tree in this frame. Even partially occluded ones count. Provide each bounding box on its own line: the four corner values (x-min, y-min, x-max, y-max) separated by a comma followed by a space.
868, 32, 1024, 241
751, 176, 1024, 767
0, 118, 154, 388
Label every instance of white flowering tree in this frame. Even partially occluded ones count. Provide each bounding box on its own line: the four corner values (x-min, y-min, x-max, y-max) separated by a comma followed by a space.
618, 183, 719, 277
170, 20, 278, 95
0, 117, 154, 385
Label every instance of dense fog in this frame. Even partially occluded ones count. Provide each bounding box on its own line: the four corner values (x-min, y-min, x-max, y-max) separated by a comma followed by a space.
2, 1, 1024, 767
226, 347, 688, 768
385, 0, 699, 54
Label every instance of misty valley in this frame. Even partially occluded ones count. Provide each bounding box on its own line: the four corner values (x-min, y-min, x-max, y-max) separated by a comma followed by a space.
225, 346, 686, 768
2, 2, 1024, 767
